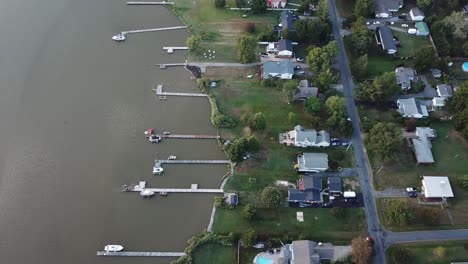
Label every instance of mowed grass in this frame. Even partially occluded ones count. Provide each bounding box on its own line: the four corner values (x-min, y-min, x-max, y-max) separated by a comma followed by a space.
392, 30, 432, 57
386, 240, 468, 264
193, 243, 237, 264
213, 207, 367, 243
367, 56, 407, 78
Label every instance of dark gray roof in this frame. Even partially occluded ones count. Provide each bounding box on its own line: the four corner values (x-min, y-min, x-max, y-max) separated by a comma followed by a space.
375, 0, 402, 14
225, 193, 238, 205
410, 7, 424, 17
378, 26, 397, 52
262, 61, 294, 76
302, 176, 322, 191
280, 11, 293, 31
278, 39, 293, 52
288, 189, 321, 202
327, 177, 342, 193
464, 4, 468, 12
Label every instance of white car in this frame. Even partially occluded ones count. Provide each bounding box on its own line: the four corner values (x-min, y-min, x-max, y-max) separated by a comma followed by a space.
366, 22, 370, 25
401, 24, 409, 27
375, 21, 381, 25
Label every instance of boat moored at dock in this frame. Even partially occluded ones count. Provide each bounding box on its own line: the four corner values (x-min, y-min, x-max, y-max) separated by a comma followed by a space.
104, 245, 124, 252
112, 33, 125, 41
140, 190, 155, 197
153, 167, 164, 175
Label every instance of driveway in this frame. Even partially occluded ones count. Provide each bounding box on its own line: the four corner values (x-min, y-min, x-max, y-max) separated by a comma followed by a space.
396, 75, 438, 99
374, 188, 408, 198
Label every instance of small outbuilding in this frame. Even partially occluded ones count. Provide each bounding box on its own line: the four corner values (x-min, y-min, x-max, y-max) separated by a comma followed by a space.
224, 193, 239, 206
422, 176, 454, 200
431, 69, 442, 78
410, 7, 425, 21
327, 177, 342, 195
415, 22, 429, 36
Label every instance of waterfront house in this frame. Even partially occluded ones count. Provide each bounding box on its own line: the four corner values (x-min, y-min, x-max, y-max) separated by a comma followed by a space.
262, 61, 294, 79
279, 125, 330, 147
422, 176, 454, 201
410, 7, 425, 21
415, 22, 429, 36
395, 67, 416, 90
288, 176, 323, 205
376, 26, 397, 54
436, 84, 453, 98
296, 153, 329, 173
411, 127, 437, 164
375, 0, 403, 18
268, 0, 287, 8
327, 177, 342, 196
397, 98, 429, 118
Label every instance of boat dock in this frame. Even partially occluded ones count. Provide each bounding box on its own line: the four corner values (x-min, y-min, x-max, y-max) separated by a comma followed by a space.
154, 159, 231, 168
163, 47, 188, 54
122, 26, 187, 35
97, 251, 185, 257
153, 84, 207, 98
123, 182, 224, 194
157, 63, 186, 69
161, 134, 219, 139
126, 1, 175, 5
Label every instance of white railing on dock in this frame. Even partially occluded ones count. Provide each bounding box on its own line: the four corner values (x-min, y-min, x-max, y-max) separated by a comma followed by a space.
122, 26, 187, 35
97, 251, 186, 257
162, 134, 219, 139
153, 84, 207, 97
123, 181, 224, 194
163, 47, 189, 54
155, 159, 231, 167
127, 1, 175, 5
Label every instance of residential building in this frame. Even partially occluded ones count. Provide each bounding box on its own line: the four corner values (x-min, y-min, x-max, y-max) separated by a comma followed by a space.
253, 240, 337, 264
395, 67, 416, 89
375, 0, 403, 18
224, 193, 238, 206
279, 125, 330, 147
432, 97, 446, 109
296, 153, 329, 173
422, 176, 454, 200
268, 0, 287, 8
280, 11, 294, 31
431, 69, 442, 78
294, 80, 318, 101
415, 21, 429, 36
288, 176, 323, 205
376, 26, 397, 54
265, 39, 293, 58
262, 61, 294, 79
410, 7, 425, 21
436, 84, 453, 98
397, 98, 429, 118
412, 127, 437, 164
327, 177, 342, 195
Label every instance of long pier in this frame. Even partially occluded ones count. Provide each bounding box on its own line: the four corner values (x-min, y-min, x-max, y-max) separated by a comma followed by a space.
162, 134, 219, 139
155, 159, 231, 168
157, 63, 186, 69
123, 181, 224, 194
97, 251, 185, 257
127, 1, 175, 5
163, 47, 188, 54
122, 26, 187, 35
153, 84, 207, 98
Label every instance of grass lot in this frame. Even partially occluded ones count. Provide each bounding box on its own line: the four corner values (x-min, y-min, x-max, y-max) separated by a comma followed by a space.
386, 240, 468, 264
193, 243, 237, 264
213, 207, 367, 243
392, 30, 432, 58
367, 56, 408, 78
335, 0, 355, 18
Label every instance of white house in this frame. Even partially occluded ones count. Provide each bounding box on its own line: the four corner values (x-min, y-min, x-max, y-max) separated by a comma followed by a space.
279, 125, 330, 147
436, 84, 453, 98
397, 98, 429, 118
409, 7, 425, 21
432, 97, 446, 109
296, 153, 329, 173
375, 0, 403, 18
262, 61, 294, 80
422, 176, 454, 200
277, 39, 293, 58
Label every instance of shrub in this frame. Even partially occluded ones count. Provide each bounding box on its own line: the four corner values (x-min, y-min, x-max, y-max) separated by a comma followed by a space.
261, 187, 283, 208
242, 204, 256, 220
433, 246, 446, 258
215, 0, 226, 8
389, 246, 413, 264
245, 22, 256, 33
457, 175, 468, 191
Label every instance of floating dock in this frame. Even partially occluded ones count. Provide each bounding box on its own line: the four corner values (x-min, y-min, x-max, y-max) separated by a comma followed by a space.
153, 84, 207, 98
154, 159, 231, 168
126, 1, 175, 5
158, 63, 186, 69
97, 251, 185, 257
123, 181, 224, 194
163, 47, 188, 54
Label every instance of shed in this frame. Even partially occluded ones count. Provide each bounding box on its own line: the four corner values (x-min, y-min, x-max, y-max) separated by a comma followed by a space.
422, 176, 454, 199
410, 7, 425, 21
415, 22, 429, 36
225, 193, 238, 206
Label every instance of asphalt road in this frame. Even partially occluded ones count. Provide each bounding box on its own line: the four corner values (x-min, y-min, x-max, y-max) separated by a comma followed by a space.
328, 0, 386, 263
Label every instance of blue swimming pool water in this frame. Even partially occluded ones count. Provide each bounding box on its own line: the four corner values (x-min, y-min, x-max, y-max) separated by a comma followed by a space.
462, 62, 468, 72
256, 256, 274, 264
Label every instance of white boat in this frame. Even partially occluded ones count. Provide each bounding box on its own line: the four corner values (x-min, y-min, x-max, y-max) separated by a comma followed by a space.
153, 167, 164, 175
112, 33, 125, 41
104, 245, 124, 252
140, 190, 155, 197
168, 155, 177, 160
149, 135, 162, 143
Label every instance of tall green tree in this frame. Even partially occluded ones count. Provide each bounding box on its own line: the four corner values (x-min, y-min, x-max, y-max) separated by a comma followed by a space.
315, 68, 336, 91
367, 122, 402, 161
250, 0, 267, 14
293, 19, 330, 44
236, 35, 257, 63
417, 0, 431, 10
304, 97, 321, 115
350, 17, 371, 56
444, 11, 468, 40
448, 82, 468, 139
326, 96, 353, 135
250, 112, 267, 131
307, 41, 338, 73
414, 46, 437, 72
356, 72, 399, 103
354, 0, 373, 17
242, 204, 256, 220
261, 187, 282, 208
431, 21, 451, 56
282, 80, 299, 103
241, 229, 257, 247
316, 0, 329, 20
351, 54, 368, 79
186, 36, 201, 51
215, 0, 226, 8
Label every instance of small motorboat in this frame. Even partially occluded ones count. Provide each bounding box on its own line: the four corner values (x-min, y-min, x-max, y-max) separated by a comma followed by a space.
144, 128, 155, 137
149, 135, 161, 143
112, 33, 125, 41
168, 155, 177, 160
104, 245, 124, 252
153, 167, 164, 175
140, 190, 155, 197
160, 192, 168, 196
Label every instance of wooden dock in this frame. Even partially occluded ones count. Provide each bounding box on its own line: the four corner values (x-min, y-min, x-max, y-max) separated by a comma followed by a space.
122, 26, 187, 35
123, 181, 224, 194
97, 251, 185, 257
161, 134, 219, 139
153, 84, 207, 98
157, 63, 186, 69
155, 159, 231, 168
127, 1, 175, 5
163, 47, 189, 54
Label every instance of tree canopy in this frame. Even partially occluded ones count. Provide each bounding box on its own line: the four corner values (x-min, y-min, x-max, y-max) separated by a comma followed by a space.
351, 236, 373, 264
354, 0, 374, 17
282, 80, 299, 104
326, 96, 353, 135
350, 17, 371, 56
443, 11, 468, 40
236, 35, 257, 63
261, 187, 283, 208
186, 36, 201, 51
316, 0, 329, 20
293, 19, 330, 44
307, 41, 339, 73
366, 122, 402, 161
304, 97, 321, 115
387, 199, 412, 226
214, 0, 226, 8
250, 112, 267, 131
448, 81, 468, 139
351, 54, 368, 79
250, 0, 267, 14
241, 229, 257, 247
356, 71, 399, 103
242, 204, 256, 220
414, 46, 437, 72
417, 0, 431, 10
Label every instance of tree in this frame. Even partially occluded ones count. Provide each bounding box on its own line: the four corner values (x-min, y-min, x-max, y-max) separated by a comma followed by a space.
351, 236, 373, 264
457, 175, 468, 191
448, 81, 468, 113
389, 246, 413, 264
293, 19, 330, 44
304, 97, 321, 115
215, 0, 226, 8
433, 246, 446, 258
241, 229, 257, 247
326, 96, 353, 135
414, 46, 437, 72
431, 21, 451, 56
316, 0, 329, 20
326, 96, 347, 117
354, 0, 373, 18
463, 42, 468, 56
387, 199, 412, 226
245, 135, 260, 152
350, 17, 371, 56
242, 204, 256, 220
307, 41, 339, 73
444, 11, 468, 40
250, 112, 267, 131
261, 187, 282, 208
226, 138, 247, 162
367, 122, 402, 161
356, 72, 399, 103
240, 112, 252, 126
236, 35, 257, 63
452, 108, 468, 131
282, 80, 299, 104
186, 36, 201, 51
417, 0, 431, 10
214, 196, 225, 208
315, 68, 336, 91
250, 0, 267, 14
351, 54, 368, 79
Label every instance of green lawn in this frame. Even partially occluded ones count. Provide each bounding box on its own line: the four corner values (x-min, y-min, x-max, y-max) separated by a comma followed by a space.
367, 56, 407, 78
386, 241, 468, 264
392, 30, 432, 58
213, 207, 367, 242
193, 243, 237, 264
335, 0, 355, 18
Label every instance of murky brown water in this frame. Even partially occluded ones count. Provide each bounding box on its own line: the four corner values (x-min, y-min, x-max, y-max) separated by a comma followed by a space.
0, 1, 225, 263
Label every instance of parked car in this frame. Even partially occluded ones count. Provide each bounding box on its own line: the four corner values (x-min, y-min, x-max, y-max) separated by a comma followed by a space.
331, 137, 340, 142
406, 187, 418, 197
331, 142, 340, 146
341, 142, 350, 146
295, 65, 301, 70
401, 24, 409, 27
398, 15, 407, 19
296, 57, 304, 62
366, 21, 370, 25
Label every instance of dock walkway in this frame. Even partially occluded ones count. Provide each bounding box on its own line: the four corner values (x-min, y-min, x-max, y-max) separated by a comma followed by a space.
162, 134, 219, 139
153, 84, 207, 98
154, 159, 231, 168
97, 251, 185, 257
127, 1, 174, 5
123, 181, 224, 194
163, 47, 188, 54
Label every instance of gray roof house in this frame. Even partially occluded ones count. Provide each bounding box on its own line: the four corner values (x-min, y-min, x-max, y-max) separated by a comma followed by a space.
297, 153, 329, 173
277, 39, 293, 58
288, 176, 323, 204
431, 69, 442, 78
410, 7, 425, 21
395, 67, 416, 90
412, 127, 437, 164
397, 98, 429, 118
280, 11, 294, 31
327, 177, 342, 194
262, 61, 294, 80
375, 0, 403, 18
436, 84, 453, 98
253, 240, 337, 264
279, 125, 330, 147
376, 26, 397, 54
294, 80, 318, 101
464, 4, 468, 13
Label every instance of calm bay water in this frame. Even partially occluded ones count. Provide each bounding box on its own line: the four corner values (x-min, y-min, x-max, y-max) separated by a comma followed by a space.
0, 1, 225, 263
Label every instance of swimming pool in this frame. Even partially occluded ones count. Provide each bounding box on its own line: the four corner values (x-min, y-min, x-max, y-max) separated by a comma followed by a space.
463, 62, 468, 72
255, 256, 274, 264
